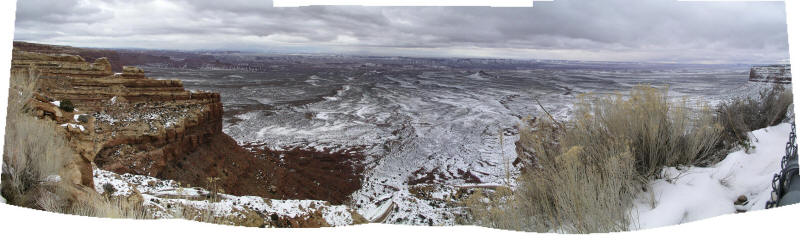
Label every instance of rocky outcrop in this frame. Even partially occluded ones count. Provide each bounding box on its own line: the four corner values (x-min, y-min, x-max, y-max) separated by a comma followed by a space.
749, 64, 791, 84
12, 41, 173, 72
12, 49, 224, 190
10, 47, 365, 208
12, 41, 235, 72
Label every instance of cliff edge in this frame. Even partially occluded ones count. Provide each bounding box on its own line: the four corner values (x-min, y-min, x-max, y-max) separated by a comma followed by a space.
10, 46, 364, 206
749, 64, 791, 84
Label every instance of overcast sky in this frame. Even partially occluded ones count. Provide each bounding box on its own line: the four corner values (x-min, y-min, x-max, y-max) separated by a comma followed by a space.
12, 0, 790, 63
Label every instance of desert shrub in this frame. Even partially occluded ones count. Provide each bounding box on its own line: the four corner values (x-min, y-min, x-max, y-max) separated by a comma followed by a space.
65, 197, 152, 219
3, 68, 184, 221
575, 86, 723, 176
512, 118, 637, 233
170, 202, 232, 225
716, 84, 793, 151
102, 183, 117, 196
35, 182, 153, 219
463, 187, 523, 230
58, 100, 74, 112
470, 85, 722, 233
2, 68, 74, 207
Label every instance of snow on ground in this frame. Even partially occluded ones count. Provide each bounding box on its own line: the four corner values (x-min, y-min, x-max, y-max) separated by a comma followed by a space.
60, 123, 85, 131
92, 167, 358, 226
73, 114, 87, 122
466, 72, 488, 80
143, 66, 769, 227
632, 123, 792, 230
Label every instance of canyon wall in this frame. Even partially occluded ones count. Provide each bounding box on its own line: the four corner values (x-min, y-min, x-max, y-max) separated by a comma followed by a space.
9, 48, 363, 205
749, 64, 792, 84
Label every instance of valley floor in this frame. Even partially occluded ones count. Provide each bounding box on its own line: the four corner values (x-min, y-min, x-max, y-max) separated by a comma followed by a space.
80, 122, 795, 229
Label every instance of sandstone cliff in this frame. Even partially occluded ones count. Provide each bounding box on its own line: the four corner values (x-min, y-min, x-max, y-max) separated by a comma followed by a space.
10, 47, 363, 206
749, 64, 792, 84
13, 41, 173, 72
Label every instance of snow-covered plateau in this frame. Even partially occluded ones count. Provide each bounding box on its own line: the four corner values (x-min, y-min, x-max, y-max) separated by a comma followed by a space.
141, 64, 791, 227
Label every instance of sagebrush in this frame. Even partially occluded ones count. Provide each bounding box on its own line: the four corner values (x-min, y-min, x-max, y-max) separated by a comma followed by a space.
2, 68, 74, 207
716, 84, 793, 152
469, 85, 723, 233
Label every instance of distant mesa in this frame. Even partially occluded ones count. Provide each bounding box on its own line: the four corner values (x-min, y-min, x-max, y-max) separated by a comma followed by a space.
749, 64, 791, 84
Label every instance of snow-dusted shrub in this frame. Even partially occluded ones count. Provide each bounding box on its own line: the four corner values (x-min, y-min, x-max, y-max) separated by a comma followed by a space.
478, 85, 722, 233
463, 186, 521, 230
514, 118, 638, 233
2, 68, 73, 207
716, 84, 793, 152
36, 184, 153, 219
573, 85, 722, 178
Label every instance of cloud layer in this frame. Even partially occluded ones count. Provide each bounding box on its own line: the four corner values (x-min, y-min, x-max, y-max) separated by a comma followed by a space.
13, 0, 790, 63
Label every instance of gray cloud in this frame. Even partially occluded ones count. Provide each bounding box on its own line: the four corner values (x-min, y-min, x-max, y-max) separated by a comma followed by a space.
13, 0, 790, 63
16, 0, 111, 24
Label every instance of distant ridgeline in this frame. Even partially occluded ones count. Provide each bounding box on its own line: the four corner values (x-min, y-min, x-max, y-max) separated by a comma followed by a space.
749, 64, 792, 84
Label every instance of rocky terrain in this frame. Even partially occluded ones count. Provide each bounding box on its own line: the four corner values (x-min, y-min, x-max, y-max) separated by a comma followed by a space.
9, 45, 367, 226
12, 41, 174, 72
10, 42, 785, 228
749, 64, 791, 84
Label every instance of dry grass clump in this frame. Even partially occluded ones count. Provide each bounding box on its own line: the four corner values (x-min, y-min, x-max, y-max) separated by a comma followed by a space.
716, 84, 793, 152
573, 86, 722, 177
463, 187, 521, 230
500, 118, 638, 233
34, 182, 153, 219
469, 85, 723, 233
2, 68, 74, 207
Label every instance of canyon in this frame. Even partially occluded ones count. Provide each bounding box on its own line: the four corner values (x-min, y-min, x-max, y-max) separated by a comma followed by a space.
7, 41, 790, 227
9, 43, 367, 226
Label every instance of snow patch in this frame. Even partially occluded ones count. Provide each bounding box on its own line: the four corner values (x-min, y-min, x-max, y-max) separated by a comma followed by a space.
73, 114, 87, 122
92, 167, 358, 226
60, 123, 85, 132
95, 113, 118, 125
633, 123, 791, 230
93, 168, 135, 197
466, 72, 487, 80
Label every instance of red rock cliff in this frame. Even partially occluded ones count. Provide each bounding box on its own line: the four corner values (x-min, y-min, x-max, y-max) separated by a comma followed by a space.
10, 47, 364, 205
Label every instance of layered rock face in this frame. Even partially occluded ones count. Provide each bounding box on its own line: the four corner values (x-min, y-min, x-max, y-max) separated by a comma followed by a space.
749, 64, 792, 84
13, 41, 172, 72
11, 49, 226, 189
11, 50, 258, 198
10, 47, 365, 207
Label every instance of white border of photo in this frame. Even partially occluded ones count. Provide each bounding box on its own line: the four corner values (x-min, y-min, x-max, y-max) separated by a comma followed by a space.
0, 1, 798, 251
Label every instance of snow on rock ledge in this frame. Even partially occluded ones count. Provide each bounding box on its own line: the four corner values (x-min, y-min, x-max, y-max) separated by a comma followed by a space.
92, 168, 366, 227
